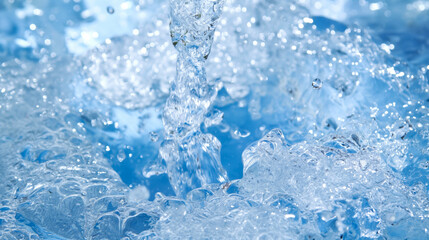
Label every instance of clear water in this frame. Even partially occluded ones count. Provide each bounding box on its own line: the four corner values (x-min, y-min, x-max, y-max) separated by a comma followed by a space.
0, 0, 428, 239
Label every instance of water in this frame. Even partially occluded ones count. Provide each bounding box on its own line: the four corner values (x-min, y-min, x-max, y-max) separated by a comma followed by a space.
160, 0, 228, 197
0, 0, 428, 239
107, 6, 115, 15
312, 78, 322, 89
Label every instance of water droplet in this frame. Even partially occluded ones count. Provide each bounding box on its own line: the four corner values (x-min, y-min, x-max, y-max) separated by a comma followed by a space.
312, 78, 322, 89
107, 6, 115, 14
117, 149, 126, 162
325, 118, 338, 130
231, 128, 250, 139
150, 132, 159, 142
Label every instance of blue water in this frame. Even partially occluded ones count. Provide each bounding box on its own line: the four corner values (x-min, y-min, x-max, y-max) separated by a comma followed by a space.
0, 0, 428, 239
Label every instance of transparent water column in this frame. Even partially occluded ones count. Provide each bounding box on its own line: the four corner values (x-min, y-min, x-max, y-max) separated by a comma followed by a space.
160, 0, 229, 198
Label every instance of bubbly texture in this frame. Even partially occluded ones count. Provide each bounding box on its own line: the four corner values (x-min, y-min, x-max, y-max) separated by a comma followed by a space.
0, 0, 428, 239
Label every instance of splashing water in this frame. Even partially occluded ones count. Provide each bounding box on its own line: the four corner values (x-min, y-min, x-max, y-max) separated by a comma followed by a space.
0, 0, 428, 239
160, 0, 228, 197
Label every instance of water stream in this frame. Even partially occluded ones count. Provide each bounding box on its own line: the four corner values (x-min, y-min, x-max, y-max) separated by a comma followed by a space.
160, 0, 228, 197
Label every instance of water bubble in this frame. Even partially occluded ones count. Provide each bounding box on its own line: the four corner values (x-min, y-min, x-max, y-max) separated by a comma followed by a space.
312, 78, 322, 89
107, 6, 115, 14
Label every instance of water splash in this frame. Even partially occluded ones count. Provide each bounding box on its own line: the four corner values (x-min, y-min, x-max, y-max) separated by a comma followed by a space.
160, 0, 228, 197
0, 0, 428, 238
